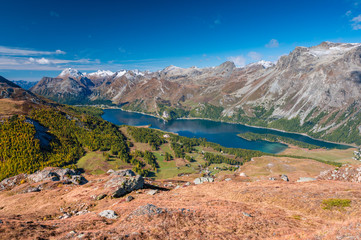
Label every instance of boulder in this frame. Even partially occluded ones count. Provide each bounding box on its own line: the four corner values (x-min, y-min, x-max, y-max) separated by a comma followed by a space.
110, 169, 136, 177
297, 177, 317, 182
147, 189, 158, 195
125, 195, 134, 202
99, 210, 118, 219
281, 174, 289, 182
96, 193, 107, 200
105, 171, 144, 198
27, 168, 87, 185
239, 172, 248, 177
130, 204, 165, 217
194, 177, 214, 185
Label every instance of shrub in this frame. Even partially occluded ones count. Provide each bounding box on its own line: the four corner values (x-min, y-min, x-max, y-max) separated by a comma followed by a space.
322, 198, 351, 210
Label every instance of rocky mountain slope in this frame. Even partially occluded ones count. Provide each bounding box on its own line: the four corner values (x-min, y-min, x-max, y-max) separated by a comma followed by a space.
30, 42, 361, 144
10, 80, 38, 90
1, 165, 361, 239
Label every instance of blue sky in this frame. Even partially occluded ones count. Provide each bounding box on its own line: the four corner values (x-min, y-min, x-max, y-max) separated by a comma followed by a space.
1, 0, 361, 81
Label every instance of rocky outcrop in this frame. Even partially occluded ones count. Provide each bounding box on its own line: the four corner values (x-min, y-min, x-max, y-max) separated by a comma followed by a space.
130, 204, 166, 217
318, 165, 361, 183
194, 177, 214, 184
0, 174, 27, 191
28, 168, 87, 185
104, 169, 144, 198
99, 210, 118, 219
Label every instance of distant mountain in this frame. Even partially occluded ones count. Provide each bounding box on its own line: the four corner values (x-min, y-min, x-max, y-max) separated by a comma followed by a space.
30, 42, 361, 145
11, 80, 38, 90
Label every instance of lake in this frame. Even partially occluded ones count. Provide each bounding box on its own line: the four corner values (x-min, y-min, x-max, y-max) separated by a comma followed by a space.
102, 109, 350, 154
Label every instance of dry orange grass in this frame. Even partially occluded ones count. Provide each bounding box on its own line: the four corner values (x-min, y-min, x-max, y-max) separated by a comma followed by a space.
1, 173, 361, 239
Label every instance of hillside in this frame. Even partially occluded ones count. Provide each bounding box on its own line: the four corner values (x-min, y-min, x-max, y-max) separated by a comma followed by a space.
30, 42, 361, 145
1, 165, 361, 239
2, 75, 361, 239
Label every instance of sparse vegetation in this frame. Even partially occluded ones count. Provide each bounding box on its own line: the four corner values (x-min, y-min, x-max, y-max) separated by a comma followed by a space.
322, 198, 351, 210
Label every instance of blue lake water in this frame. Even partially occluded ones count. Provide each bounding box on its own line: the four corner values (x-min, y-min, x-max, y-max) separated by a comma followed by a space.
102, 109, 350, 154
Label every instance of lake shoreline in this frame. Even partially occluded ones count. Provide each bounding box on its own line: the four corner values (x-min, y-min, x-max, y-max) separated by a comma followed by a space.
101, 107, 354, 149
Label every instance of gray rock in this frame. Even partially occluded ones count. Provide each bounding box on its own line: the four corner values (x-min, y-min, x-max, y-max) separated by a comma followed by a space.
26, 186, 41, 193
105, 173, 144, 198
147, 189, 158, 195
110, 169, 136, 177
269, 177, 276, 181
27, 168, 87, 185
194, 177, 214, 185
125, 195, 134, 202
107, 169, 115, 174
225, 178, 232, 181
130, 204, 165, 216
75, 210, 90, 216
242, 212, 253, 217
96, 193, 107, 200
239, 172, 248, 177
185, 182, 191, 186
99, 210, 118, 219
0, 174, 27, 191
281, 174, 289, 182
297, 177, 317, 182
0, 219, 3, 224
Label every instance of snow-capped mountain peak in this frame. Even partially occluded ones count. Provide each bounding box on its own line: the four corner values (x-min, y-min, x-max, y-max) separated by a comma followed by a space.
58, 68, 83, 78
247, 60, 275, 69
87, 70, 114, 78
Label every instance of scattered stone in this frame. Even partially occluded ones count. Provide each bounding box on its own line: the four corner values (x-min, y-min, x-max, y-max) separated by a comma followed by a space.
185, 182, 191, 186
130, 204, 166, 217
75, 210, 90, 216
125, 195, 134, 202
96, 193, 107, 200
147, 189, 158, 195
242, 212, 253, 217
225, 178, 232, 181
297, 177, 317, 182
281, 174, 289, 182
194, 177, 214, 185
25, 186, 41, 193
0, 220, 3, 224
174, 185, 181, 189
269, 177, 276, 181
318, 165, 361, 183
107, 169, 115, 174
99, 210, 118, 219
239, 172, 248, 177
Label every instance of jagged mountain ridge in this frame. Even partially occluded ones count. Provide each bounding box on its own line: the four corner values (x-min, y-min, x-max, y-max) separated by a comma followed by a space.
30, 42, 361, 144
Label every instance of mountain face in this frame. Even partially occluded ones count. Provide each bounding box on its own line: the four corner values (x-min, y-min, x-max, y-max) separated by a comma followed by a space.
0, 76, 47, 117
30, 42, 361, 145
10, 80, 38, 90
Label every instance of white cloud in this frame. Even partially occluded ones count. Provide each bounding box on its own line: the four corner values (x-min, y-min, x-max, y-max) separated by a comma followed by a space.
0, 46, 66, 56
55, 49, 66, 54
346, 10, 352, 16
227, 55, 246, 67
248, 51, 262, 61
265, 39, 279, 48
29, 57, 50, 64
351, 14, 361, 30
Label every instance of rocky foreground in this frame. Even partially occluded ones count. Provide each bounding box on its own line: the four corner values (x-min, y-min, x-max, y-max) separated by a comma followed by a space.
0, 166, 361, 239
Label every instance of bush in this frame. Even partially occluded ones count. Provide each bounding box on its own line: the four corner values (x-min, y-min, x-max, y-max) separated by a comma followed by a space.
322, 198, 351, 210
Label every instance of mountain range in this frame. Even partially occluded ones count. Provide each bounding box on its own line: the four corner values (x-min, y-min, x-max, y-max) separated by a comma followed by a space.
30, 41, 361, 145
